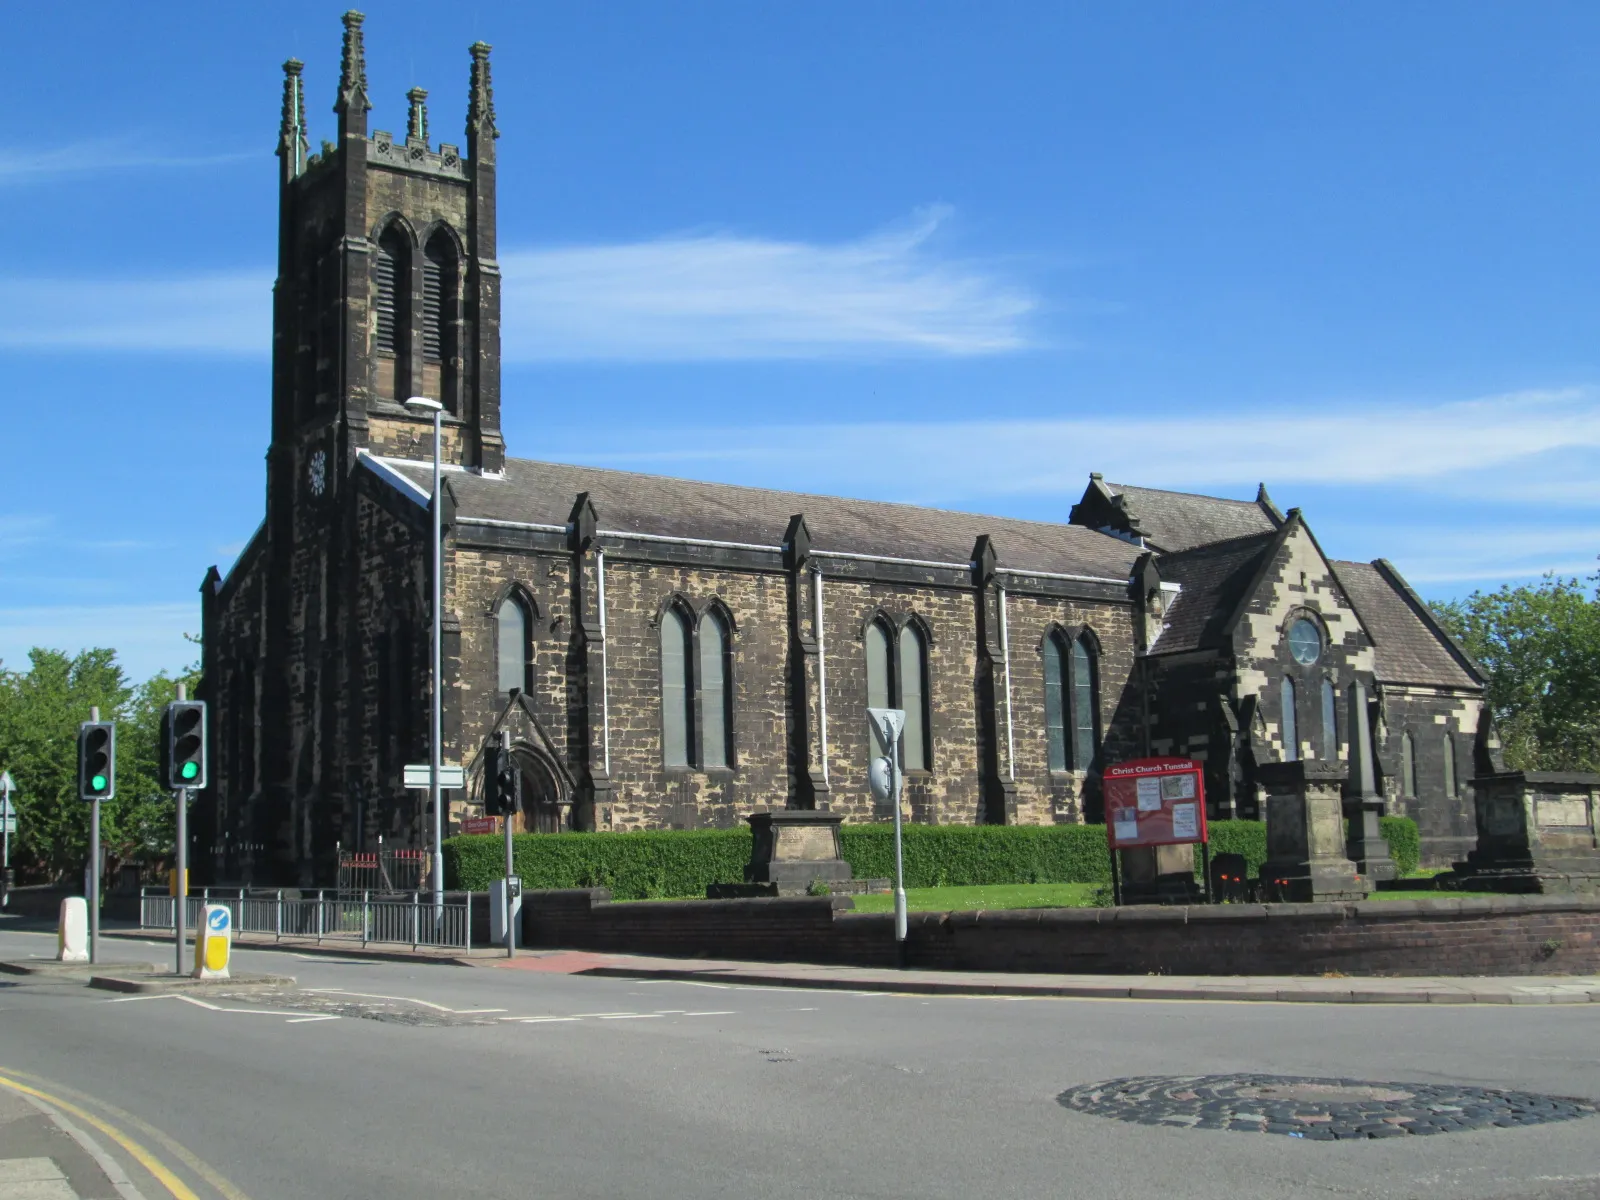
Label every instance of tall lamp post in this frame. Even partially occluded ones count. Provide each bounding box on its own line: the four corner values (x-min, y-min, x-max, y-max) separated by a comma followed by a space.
404, 395, 445, 922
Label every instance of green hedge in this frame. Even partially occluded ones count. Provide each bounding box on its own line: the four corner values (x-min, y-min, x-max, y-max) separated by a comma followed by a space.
840, 824, 1113, 888
1379, 815, 1420, 877
444, 829, 751, 899
444, 815, 1421, 899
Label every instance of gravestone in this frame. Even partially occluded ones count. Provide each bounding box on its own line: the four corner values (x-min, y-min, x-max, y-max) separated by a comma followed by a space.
1452, 772, 1600, 894
1258, 761, 1371, 902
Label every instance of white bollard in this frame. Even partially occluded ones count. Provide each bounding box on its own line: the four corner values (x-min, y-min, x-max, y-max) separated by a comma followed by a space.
192, 904, 232, 979
57, 897, 89, 962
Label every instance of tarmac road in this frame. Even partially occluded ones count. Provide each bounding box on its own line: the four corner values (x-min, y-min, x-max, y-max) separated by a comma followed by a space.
0, 925, 1596, 1200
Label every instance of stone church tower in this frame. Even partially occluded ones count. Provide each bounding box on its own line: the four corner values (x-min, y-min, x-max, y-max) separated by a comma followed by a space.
204, 15, 506, 883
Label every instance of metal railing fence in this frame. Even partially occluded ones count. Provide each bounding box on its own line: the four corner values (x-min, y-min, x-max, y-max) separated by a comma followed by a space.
139, 887, 471, 951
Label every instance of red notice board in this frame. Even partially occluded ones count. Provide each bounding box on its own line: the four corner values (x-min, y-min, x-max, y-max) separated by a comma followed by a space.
1103, 758, 1208, 848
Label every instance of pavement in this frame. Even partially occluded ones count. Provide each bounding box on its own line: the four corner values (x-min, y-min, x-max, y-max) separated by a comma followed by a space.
1, 918, 1598, 1199
94, 923, 1600, 1005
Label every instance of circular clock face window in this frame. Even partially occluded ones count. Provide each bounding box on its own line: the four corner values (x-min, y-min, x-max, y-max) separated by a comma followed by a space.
308, 449, 327, 496
1288, 618, 1322, 665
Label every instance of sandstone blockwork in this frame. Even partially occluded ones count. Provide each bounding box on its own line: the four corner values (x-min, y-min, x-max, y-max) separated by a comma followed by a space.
196, 16, 1494, 887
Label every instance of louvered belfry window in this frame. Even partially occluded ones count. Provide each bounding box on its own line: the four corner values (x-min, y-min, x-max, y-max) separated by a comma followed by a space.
423, 232, 456, 365
373, 229, 407, 358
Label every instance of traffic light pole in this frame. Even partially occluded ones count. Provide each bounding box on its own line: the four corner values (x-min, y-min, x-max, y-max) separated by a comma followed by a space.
87, 707, 100, 965
503, 812, 515, 960
174, 683, 188, 977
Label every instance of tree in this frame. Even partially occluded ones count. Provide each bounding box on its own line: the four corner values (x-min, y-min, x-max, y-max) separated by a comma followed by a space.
0, 648, 198, 883
1432, 575, 1600, 772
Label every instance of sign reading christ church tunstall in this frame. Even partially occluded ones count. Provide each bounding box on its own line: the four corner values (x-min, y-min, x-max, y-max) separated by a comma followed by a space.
1103, 758, 1209, 848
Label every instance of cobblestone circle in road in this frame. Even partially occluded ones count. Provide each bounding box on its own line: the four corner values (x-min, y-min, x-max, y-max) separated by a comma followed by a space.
1057, 1074, 1598, 1139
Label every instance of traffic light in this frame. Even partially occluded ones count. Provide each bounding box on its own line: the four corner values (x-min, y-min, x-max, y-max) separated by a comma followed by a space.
162, 701, 207, 789
78, 722, 116, 801
483, 743, 521, 817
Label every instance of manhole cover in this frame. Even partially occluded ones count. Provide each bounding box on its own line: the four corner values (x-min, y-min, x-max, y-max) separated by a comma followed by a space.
1057, 1074, 1598, 1139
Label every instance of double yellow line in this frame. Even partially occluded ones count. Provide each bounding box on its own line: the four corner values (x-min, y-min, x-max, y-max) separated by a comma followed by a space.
0, 1067, 252, 1200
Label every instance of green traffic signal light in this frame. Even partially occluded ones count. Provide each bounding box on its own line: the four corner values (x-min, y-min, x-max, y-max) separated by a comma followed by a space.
91, 774, 107, 791
181, 762, 198, 781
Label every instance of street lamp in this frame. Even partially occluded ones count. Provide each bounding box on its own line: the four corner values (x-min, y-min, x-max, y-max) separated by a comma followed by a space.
404, 394, 445, 924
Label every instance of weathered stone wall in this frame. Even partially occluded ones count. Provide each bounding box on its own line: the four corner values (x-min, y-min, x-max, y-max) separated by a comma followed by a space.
1379, 686, 1483, 866
524, 888, 1600, 977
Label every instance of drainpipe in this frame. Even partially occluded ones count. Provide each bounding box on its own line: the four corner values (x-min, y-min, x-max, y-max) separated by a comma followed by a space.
999, 585, 1015, 781
812, 563, 829, 786
597, 548, 609, 774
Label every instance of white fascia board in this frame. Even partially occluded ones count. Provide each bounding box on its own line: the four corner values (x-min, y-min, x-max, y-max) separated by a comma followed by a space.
357, 450, 431, 510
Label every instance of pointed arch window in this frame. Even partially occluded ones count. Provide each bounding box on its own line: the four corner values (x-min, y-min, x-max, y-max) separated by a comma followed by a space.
1044, 634, 1067, 772
661, 606, 692, 769
495, 593, 529, 695
1070, 635, 1098, 771
421, 228, 459, 413
864, 616, 931, 771
699, 609, 731, 769
1320, 678, 1337, 761
373, 227, 408, 359
1280, 676, 1299, 762
1442, 734, 1457, 797
1401, 731, 1417, 797
1046, 630, 1100, 772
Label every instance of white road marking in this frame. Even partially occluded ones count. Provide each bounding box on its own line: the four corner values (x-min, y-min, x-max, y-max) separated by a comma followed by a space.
683, 1011, 737, 1017
104, 993, 339, 1023
12, 1094, 148, 1200
285, 1016, 339, 1024
595, 1013, 660, 1020
515, 1017, 581, 1023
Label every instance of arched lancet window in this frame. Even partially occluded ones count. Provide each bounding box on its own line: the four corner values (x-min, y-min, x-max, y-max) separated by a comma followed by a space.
699, 609, 731, 769
373, 225, 411, 402
1280, 676, 1299, 762
422, 229, 459, 411
661, 606, 693, 768
1401, 731, 1417, 797
495, 594, 528, 695
1320, 678, 1337, 761
1070, 635, 1098, 771
1442, 734, 1456, 797
899, 623, 930, 771
1043, 633, 1068, 772
865, 619, 893, 762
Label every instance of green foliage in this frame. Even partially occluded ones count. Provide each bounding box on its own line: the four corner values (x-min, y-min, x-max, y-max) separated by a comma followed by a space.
839, 824, 1113, 887
445, 828, 752, 898
1432, 575, 1600, 771
0, 648, 197, 882
1379, 815, 1420, 877
445, 816, 1422, 898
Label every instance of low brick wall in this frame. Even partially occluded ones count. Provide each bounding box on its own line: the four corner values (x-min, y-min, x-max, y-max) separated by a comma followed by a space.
523, 890, 1600, 977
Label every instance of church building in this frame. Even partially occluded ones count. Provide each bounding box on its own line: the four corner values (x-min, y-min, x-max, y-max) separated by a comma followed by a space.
196, 14, 1491, 885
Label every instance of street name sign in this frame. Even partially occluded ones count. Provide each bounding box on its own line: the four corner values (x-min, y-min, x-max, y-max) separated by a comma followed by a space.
403, 764, 465, 790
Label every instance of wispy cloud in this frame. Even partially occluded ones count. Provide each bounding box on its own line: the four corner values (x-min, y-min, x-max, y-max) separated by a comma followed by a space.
0, 138, 254, 185
0, 207, 1032, 361
559, 388, 1600, 503
1360, 526, 1600, 585
499, 206, 1036, 361
0, 272, 270, 355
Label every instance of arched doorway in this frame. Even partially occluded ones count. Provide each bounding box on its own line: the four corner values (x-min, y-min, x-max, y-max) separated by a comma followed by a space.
511, 744, 568, 834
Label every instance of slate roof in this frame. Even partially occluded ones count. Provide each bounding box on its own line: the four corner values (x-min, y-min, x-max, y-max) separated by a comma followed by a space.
382, 456, 1144, 581
1101, 481, 1281, 553
1146, 530, 1279, 655
1329, 559, 1483, 689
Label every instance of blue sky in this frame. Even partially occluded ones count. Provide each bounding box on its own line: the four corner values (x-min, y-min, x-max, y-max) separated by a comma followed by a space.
3, 2, 1599, 680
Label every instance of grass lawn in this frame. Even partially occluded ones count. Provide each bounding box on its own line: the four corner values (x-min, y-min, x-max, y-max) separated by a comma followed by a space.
848, 883, 1103, 913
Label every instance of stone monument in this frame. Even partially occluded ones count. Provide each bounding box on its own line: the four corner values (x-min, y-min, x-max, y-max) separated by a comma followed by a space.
1259, 761, 1372, 902
1452, 771, 1600, 894
727, 811, 877, 897
1343, 681, 1397, 881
